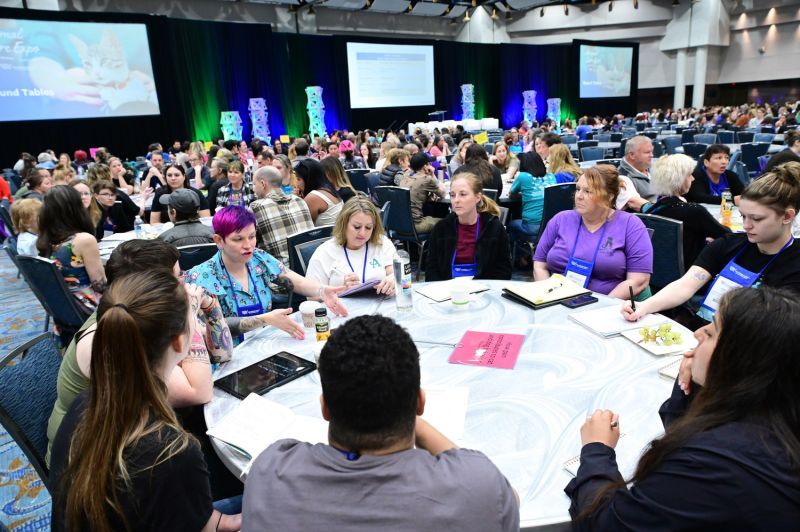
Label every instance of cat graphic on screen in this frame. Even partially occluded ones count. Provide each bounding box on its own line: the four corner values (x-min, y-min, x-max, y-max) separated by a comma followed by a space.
28, 29, 158, 114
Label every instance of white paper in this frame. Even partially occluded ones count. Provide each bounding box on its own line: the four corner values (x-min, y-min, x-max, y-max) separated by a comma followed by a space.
564, 432, 649, 480
415, 280, 489, 303
567, 306, 667, 338
421, 385, 469, 443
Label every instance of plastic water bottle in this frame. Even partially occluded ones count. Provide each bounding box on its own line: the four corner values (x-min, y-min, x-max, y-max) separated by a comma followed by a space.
393, 250, 413, 311
134, 215, 144, 238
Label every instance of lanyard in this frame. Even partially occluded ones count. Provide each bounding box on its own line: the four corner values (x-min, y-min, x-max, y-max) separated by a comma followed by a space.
218, 252, 264, 316
451, 217, 480, 267
343, 242, 369, 284
566, 217, 608, 271
729, 237, 793, 280
704, 168, 729, 197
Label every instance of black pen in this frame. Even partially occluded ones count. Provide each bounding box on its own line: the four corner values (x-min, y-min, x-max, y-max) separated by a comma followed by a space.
629, 286, 636, 312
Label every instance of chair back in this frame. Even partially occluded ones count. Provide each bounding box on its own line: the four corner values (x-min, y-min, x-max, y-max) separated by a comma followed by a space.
759, 125, 775, 134
177, 243, 219, 271
757, 155, 771, 175
498, 206, 510, 227
652, 141, 664, 158
580, 147, 605, 162
483, 188, 498, 201
483, 143, 493, 155
634, 213, 685, 290
375, 186, 427, 239
16, 255, 91, 329
346, 169, 371, 195
287, 225, 334, 274
662, 136, 682, 155
380, 201, 391, 228
537, 183, 576, 244
577, 140, 598, 151
3, 234, 20, 269
642, 131, 658, 140
0, 200, 16, 237
694, 133, 716, 145
294, 238, 330, 276
0, 332, 62, 488
730, 160, 750, 185
753, 133, 775, 144
610, 133, 623, 143
680, 130, 697, 144
740, 143, 770, 177
682, 143, 708, 160
736, 131, 754, 144
717, 130, 735, 144
595, 133, 611, 143
635, 123, 646, 132
561, 135, 578, 145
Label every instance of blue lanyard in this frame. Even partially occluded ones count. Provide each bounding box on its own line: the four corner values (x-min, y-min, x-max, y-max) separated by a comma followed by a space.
567, 217, 608, 268
451, 217, 480, 267
704, 168, 729, 197
218, 252, 264, 315
729, 237, 793, 279
343, 242, 369, 283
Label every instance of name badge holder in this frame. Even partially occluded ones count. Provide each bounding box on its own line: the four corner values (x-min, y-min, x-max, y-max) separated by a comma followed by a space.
451, 218, 480, 279
344, 242, 369, 284
699, 238, 792, 318
563, 219, 608, 288
220, 253, 265, 343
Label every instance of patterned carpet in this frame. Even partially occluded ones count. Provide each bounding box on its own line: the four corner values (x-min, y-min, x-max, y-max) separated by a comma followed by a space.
0, 252, 52, 531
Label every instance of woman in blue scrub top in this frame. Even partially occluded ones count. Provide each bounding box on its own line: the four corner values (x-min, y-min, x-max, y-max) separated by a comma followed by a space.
425, 172, 512, 281
186, 206, 348, 345
623, 162, 800, 323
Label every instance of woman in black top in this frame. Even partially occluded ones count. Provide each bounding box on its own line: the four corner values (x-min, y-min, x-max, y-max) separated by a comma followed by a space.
453, 143, 503, 198
92, 180, 146, 240
685, 144, 745, 205
150, 165, 210, 224
50, 271, 241, 532
569, 287, 800, 530
646, 154, 730, 266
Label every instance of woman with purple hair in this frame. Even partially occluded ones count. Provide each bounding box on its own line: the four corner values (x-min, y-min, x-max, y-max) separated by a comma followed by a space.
186, 206, 348, 345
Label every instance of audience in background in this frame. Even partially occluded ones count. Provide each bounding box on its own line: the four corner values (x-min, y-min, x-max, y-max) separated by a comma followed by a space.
320, 157, 357, 203
272, 154, 300, 196
399, 152, 446, 235
19, 168, 52, 200
491, 141, 520, 181
765, 129, 800, 173
158, 188, 216, 247
207, 158, 229, 215
296, 159, 343, 226
151, 164, 210, 224
68, 178, 101, 227
187, 150, 211, 190
378, 148, 411, 186
92, 180, 143, 240
449, 139, 473, 175
338, 140, 366, 170
686, 144, 745, 206
143, 150, 167, 189
215, 160, 257, 210
10, 198, 41, 256
107, 157, 134, 194
508, 171, 557, 268
454, 143, 504, 198
618, 135, 655, 200
547, 144, 582, 184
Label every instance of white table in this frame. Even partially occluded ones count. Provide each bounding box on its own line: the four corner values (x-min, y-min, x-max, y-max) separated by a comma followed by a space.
704, 203, 800, 238
96, 217, 213, 262
204, 281, 675, 530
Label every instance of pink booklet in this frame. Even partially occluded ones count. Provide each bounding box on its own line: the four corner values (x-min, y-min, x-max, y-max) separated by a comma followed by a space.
448, 331, 526, 370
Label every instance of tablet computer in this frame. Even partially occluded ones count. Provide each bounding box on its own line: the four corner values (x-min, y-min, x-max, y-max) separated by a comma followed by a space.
215, 351, 316, 400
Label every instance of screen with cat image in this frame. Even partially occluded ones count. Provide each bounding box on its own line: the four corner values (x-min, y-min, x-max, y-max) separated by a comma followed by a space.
0, 18, 160, 121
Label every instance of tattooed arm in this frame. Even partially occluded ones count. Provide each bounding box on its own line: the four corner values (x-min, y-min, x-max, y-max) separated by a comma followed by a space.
199, 295, 234, 363
226, 315, 266, 337
621, 266, 712, 321
166, 326, 214, 407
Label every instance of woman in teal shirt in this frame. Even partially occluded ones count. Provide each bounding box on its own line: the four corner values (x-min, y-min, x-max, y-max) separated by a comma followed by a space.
508, 171, 556, 267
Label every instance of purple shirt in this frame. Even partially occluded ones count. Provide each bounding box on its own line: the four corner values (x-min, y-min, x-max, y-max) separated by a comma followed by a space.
534, 210, 653, 295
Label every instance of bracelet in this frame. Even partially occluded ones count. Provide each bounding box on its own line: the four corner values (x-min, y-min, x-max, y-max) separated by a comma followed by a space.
216, 512, 223, 531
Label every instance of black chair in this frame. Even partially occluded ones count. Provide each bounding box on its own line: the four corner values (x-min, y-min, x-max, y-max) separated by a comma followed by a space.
16, 256, 92, 343
0, 332, 62, 490
680, 130, 697, 144
610, 133, 623, 143
652, 141, 664, 158
346, 169, 371, 195
682, 143, 708, 160
483, 188, 498, 201
642, 131, 658, 140
634, 213, 685, 291
498, 206, 510, 227
717, 130, 735, 144
380, 201, 391, 229
736, 131, 755, 144
287, 225, 334, 276
694, 133, 716, 145
740, 143, 771, 178
663, 136, 682, 155
3, 234, 22, 280
375, 186, 430, 278
577, 140, 598, 152
536, 183, 576, 246
0, 199, 16, 237
177, 243, 219, 271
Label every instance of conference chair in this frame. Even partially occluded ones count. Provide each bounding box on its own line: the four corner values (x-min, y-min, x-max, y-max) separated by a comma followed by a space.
0, 199, 16, 238
663, 136, 682, 155
717, 130, 735, 144
680, 130, 697, 144
610, 133, 623, 143
536, 183, 576, 246
346, 169, 371, 196
736, 131, 754, 144
621, 127, 637, 138
498, 206, 510, 227
652, 141, 664, 158
730, 160, 750, 186
740, 143, 771, 179
287, 225, 334, 276
380, 201, 391, 229
635, 123, 646, 132
681, 143, 709, 160
753, 133, 775, 144
374, 186, 430, 278
483, 188, 499, 201
642, 131, 658, 140
759, 125, 775, 134
177, 243, 218, 271
484, 143, 494, 155
576, 140, 598, 153
634, 213, 685, 291
594, 133, 611, 143
580, 147, 605, 162
561, 135, 578, 145
0, 332, 62, 490
694, 133, 716, 145
3, 234, 22, 281
16, 255, 92, 344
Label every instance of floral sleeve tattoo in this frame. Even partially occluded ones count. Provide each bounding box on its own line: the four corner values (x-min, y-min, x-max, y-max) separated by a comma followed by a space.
201, 299, 234, 364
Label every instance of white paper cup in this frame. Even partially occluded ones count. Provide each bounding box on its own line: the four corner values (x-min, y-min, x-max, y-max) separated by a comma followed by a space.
451, 286, 470, 311
299, 301, 322, 328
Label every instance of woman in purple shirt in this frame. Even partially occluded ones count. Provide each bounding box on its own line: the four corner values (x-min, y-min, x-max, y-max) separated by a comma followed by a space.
533, 165, 652, 297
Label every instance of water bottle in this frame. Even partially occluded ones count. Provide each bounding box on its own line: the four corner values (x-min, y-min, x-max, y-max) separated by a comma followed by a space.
134, 215, 144, 238
720, 189, 733, 227
393, 250, 413, 311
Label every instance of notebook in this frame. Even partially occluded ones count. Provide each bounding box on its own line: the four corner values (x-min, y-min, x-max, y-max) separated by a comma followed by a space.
564, 432, 643, 479
502, 274, 590, 310
339, 279, 380, 297
567, 305, 668, 338
415, 279, 490, 303
658, 357, 683, 381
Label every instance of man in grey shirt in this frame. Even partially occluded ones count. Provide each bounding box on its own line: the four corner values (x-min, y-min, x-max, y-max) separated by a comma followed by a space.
618, 135, 655, 200
157, 188, 214, 247
243, 315, 519, 532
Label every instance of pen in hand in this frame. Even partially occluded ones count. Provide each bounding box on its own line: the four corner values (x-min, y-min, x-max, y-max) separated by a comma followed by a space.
629, 286, 636, 313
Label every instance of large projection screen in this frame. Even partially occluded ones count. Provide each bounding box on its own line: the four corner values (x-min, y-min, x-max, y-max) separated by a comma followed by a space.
0, 18, 160, 121
579, 44, 634, 98
346, 42, 435, 109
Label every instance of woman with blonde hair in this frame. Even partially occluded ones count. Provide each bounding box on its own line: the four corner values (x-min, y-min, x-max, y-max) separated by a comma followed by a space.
10, 198, 41, 256
69, 178, 102, 226
547, 144, 582, 183
426, 172, 512, 281
449, 139, 473, 175
491, 141, 520, 181
107, 157, 134, 194
320, 156, 357, 203
53, 164, 76, 185
272, 154, 300, 195
306, 196, 397, 295
85, 163, 111, 188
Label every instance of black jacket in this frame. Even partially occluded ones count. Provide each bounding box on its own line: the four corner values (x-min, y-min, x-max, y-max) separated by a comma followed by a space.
95, 192, 140, 240
685, 165, 745, 205
379, 164, 405, 186
425, 212, 512, 282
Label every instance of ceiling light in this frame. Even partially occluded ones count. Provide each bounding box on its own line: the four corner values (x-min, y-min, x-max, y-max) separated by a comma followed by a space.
464, 9, 471, 21
491, 7, 499, 19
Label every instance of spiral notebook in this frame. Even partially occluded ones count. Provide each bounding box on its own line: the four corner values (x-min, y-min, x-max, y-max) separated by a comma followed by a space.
564, 433, 641, 478
502, 274, 590, 310
658, 357, 683, 381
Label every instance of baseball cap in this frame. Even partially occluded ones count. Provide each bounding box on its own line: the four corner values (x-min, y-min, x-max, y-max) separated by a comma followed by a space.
159, 188, 200, 215
410, 152, 434, 172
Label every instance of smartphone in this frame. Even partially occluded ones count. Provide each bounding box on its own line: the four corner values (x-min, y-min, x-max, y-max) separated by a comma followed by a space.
561, 294, 599, 309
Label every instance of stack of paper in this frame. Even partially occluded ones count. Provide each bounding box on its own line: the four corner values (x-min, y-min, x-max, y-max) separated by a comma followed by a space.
502, 274, 590, 310
567, 305, 667, 338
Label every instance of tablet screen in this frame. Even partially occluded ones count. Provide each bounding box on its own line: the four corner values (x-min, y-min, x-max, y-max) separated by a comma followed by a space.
215, 352, 316, 399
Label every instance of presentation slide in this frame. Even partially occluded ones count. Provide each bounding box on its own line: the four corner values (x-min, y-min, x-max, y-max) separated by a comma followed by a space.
0, 18, 160, 122
579, 44, 633, 98
346, 42, 435, 109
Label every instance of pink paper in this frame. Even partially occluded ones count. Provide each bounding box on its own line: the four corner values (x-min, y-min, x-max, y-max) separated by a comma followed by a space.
448, 331, 525, 370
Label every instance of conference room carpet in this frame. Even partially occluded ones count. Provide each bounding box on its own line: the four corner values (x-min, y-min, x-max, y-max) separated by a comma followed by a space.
0, 253, 51, 531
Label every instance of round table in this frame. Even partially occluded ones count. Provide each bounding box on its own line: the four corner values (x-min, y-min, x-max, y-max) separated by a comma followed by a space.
204, 281, 676, 530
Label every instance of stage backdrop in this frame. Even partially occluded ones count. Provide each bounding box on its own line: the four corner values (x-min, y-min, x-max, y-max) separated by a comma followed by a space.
0, 6, 637, 164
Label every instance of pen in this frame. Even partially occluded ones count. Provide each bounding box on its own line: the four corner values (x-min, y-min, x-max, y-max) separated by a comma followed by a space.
629, 286, 636, 312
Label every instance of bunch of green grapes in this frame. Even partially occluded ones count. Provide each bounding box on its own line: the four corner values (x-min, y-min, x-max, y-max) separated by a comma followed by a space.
639, 324, 683, 346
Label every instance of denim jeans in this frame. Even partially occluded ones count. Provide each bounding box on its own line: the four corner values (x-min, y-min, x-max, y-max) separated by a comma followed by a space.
508, 219, 540, 262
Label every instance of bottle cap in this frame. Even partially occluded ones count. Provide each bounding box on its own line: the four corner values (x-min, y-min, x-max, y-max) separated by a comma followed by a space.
315, 308, 327, 317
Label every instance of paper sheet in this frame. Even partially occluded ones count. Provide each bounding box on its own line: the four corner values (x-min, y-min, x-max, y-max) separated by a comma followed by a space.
421, 386, 470, 443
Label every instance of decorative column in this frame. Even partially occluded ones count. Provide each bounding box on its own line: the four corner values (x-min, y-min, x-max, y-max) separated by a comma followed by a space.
460, 84, 475, 120
522, 90, 537, 125
546, 98, 561, 128
305, 86, 327, 138
219, 111, 243, 141
673, 49, 687, 110
248, 98, 270, 144
692, 46, 708, 109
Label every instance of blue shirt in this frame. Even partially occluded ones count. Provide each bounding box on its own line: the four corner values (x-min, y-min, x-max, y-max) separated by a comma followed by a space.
186, 249, 284, 344
509, 172, 556, 225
